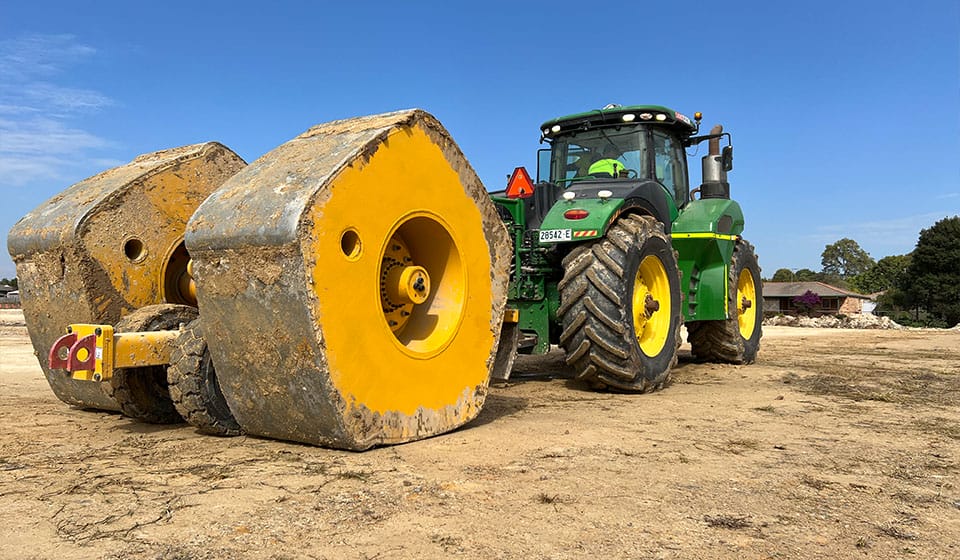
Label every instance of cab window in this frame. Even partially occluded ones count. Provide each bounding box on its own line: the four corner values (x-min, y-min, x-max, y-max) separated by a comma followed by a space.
652, 130, 689, 207
548, 129, 648, 184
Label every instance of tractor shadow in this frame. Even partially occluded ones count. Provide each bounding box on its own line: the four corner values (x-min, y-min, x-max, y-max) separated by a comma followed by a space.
486, 346, 703, 403
472, 348, 576, 426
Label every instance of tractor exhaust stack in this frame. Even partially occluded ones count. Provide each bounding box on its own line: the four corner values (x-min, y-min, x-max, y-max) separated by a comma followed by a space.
699, 124, 731, 199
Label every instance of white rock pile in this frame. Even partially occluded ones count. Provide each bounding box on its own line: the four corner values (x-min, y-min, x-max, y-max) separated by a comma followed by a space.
0, 309, 26, 327
763, 313, 903, 330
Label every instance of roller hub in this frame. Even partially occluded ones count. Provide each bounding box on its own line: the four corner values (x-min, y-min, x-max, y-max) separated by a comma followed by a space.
385, 265, 430, 306
380, 235, 432, 332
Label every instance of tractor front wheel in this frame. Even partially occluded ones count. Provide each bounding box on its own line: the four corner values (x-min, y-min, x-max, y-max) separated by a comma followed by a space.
687, 241, 763, 363
558, 215, 682, 391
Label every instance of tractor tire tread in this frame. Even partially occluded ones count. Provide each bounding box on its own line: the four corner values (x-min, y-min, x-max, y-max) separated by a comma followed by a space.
558, 214, 681, 392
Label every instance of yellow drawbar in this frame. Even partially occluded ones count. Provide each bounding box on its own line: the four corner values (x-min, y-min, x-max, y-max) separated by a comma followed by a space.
49, 324, 178, 381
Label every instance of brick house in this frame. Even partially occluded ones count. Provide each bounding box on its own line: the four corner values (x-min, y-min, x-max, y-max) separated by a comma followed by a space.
762, 281, 872, 316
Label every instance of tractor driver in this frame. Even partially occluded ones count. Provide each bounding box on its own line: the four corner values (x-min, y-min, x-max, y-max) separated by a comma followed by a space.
587, 146, 627, 178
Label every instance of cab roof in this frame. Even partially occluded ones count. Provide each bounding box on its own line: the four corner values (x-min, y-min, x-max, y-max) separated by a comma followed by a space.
540, 104, 698, 138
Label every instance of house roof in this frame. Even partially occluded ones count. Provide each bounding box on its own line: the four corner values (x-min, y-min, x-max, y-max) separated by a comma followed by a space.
0, 285, 14, 294
762, 281, 871, 299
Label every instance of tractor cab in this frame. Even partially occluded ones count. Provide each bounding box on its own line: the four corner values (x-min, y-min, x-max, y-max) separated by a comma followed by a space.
538, 105, 699, 212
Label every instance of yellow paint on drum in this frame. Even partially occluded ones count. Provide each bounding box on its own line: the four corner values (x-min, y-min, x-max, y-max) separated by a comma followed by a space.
307, 125, 494, 416
83, 155, 231, 309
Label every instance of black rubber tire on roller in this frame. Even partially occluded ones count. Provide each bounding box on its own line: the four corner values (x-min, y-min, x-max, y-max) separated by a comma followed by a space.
167, 319, 241, 436
108, 304, 198, 424
558, 214, 682, 391
687, 240, 763, 364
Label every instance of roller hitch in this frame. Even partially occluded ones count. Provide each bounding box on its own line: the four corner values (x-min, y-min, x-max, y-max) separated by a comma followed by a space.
49, 324, 179, 382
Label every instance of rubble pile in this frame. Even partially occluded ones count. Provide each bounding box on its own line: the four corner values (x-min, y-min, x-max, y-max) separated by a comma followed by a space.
763, 313, 904, 330
0, 309, 25, 327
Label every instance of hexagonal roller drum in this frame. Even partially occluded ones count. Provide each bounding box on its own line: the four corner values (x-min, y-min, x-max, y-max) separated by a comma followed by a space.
187, 110, 512, 450
7, 143, 246, 410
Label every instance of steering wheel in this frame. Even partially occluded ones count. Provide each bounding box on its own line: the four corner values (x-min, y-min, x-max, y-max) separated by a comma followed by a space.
624, 169, 638, 179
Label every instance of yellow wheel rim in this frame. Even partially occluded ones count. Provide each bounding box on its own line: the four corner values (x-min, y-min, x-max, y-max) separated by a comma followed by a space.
633, 254, 671, 357
737, 267, 757, 339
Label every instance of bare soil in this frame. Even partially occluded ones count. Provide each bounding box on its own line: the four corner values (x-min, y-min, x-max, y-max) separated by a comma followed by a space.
1, 309, 958, 559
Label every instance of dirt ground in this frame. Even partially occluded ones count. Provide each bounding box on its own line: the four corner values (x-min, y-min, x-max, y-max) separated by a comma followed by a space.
1, 309, 958, 559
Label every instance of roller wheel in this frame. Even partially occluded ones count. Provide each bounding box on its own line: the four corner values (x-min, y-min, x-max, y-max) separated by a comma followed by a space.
182, 110, 513, 449
108, 304, 197, 424
558, 214, 682, 391
167, 319, 241, 436
687, 241, 763, 363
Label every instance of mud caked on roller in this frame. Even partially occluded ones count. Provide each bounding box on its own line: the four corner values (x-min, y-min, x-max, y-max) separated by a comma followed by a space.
7, 143, 246, 411
186, 110, 512, 450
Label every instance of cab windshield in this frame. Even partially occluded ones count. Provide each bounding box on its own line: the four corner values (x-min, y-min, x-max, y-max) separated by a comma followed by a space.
547, 128, 648, 184
543, 126, 689, 208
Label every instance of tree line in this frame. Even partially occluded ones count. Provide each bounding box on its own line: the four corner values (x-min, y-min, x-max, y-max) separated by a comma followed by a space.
767, 216, 959, 328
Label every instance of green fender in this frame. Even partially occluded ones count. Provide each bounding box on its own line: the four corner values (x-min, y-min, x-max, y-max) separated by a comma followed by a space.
538, 197, 625, 241
671, 199, 745, 322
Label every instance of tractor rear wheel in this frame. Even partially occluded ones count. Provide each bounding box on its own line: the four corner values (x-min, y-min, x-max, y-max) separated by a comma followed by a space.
167, 319, 241, 436
687, 241, 763, 363
558, 214, 682, 391
108, 304, 197, 424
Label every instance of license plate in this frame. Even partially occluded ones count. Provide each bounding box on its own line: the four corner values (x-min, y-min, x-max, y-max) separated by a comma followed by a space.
538, 229, 572, 242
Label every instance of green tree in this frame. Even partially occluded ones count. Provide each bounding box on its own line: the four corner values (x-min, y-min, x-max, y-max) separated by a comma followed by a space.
851, 254, 911, 294
899, 216, 960, 327
821, 238, 875, 278
0, 277, 17, 289
818, 272, 848, 289
794, 268, 819, 281
771, 268, 795, 282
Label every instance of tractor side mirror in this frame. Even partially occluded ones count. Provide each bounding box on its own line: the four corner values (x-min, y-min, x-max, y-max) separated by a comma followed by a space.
722, 145, 733, 172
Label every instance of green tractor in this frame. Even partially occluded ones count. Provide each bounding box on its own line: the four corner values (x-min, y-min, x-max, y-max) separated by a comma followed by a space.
491, 104, 762, 390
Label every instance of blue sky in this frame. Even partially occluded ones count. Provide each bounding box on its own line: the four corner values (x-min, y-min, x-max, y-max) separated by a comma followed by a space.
1, 0, 958, 280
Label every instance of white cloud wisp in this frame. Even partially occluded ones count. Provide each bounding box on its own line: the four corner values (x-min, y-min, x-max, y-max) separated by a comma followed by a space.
0, 34, 114, 188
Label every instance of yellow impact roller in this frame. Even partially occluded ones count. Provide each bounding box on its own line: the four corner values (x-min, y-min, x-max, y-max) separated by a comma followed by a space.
187, 110, 512, 449
7, 143, 246, 411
